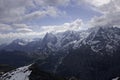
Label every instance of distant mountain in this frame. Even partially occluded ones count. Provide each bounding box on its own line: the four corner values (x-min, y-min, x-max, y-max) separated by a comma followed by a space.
0, 30, 89, 54
2, 39, 42, 52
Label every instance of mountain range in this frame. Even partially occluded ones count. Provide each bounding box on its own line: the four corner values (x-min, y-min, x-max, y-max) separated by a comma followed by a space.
0, 26, 120, 80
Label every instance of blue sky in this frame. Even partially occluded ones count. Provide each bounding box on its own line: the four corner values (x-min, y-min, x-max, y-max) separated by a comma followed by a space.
0, 0, 120, 44
26, 4, 102, 26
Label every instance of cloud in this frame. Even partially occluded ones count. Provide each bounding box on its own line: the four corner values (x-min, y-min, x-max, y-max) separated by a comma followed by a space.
90, 11, 120, 27
12, 24, 33, 33
34, 0, 70, 6
0, 0, 35, 23
12, 24, 29, 29
74, 0, 110, 7
98, 0, 120, 13
87, 0, 110, 7
16, 28, 33, 33
0, 23, 33, 33
0, 23, 12, 32
40, 19, 84, 33
0, 0, 68, 23
23, 7, 61, 21
88, 0, 120, 27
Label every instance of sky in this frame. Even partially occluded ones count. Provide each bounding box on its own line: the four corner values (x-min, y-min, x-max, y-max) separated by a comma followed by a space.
0, 0, 120, 44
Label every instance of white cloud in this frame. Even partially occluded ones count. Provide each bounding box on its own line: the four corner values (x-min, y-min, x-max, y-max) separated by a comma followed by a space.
88, 0, 111, 7
0, 0, 35, 23
0, 23, 33, 33
0, 0, 67, 23
0, 23, 12, 32
23, 7, 61, 21
12, 24, 29, 29
34, 0, 70, 6
98, 0, 120, 13
75, 0, 110, 7
16, 28, 33, 33
89, 0, 120, 27
12, 24, 33, 33
40, 19, 84, 33
90, 11, 120, 27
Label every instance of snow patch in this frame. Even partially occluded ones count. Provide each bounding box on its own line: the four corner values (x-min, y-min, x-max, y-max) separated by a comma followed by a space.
1, 64, 32, 80
112, 77, 119, 80
18, 42, 27, 46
